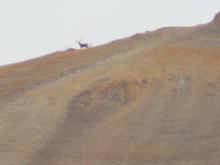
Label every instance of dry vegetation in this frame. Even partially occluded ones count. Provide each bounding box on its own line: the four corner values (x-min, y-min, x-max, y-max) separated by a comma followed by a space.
0, 12, 220, 165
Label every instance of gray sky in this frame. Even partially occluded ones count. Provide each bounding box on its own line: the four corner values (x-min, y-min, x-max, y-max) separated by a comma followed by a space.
1, 0, 220, 66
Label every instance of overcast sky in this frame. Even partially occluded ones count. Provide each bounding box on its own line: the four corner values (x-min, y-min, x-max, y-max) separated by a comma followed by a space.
0, 0, 220, 66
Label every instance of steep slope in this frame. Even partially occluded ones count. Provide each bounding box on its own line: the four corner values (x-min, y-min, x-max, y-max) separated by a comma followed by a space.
0, 13, 220, 165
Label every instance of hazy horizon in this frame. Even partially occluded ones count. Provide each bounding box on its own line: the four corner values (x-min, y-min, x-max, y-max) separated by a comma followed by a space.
1, 0, 220, 66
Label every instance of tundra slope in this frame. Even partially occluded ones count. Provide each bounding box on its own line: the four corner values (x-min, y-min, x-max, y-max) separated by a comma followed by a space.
0, 12, 220, 165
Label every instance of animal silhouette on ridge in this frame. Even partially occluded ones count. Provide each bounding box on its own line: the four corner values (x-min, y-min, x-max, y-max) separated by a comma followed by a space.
76, 39, 90, 49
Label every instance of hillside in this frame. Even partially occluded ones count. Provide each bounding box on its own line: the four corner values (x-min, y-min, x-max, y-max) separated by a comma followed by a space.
0, 12, 220, 165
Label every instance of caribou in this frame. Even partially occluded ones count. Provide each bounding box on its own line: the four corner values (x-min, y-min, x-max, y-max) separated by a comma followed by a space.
76, 40, 90, 49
